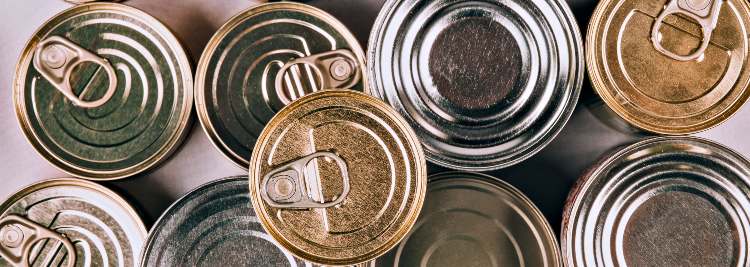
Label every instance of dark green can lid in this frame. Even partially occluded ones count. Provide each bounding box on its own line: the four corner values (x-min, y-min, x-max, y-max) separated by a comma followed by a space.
195, 2, 368, 168
13, 3, 194, 180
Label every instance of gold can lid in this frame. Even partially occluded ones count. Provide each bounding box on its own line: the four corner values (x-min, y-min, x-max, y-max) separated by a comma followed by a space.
248, 90, 426, 265
587, 0, 750, 134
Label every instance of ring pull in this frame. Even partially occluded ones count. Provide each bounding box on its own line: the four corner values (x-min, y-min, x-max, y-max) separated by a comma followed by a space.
651, 0, 723, 61
0, 215, 76, 267
261, 151, 351, 209
33, 36, 118, 108
274, 49, 360, 105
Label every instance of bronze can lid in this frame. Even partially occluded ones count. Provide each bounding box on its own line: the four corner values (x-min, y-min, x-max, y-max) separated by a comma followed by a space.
563, 137, 750, 266
248, 90, 426, 265
587, 0, 750, 134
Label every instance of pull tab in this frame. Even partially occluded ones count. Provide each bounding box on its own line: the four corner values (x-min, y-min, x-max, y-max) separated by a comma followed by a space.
0, 215, 76, 267
33, 36, 118, 108
274, 49, 361, 105
651, 0, 723, 61
261, 151, 351, 209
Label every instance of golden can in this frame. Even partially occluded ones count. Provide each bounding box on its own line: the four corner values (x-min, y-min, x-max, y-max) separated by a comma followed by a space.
587, 0, 750, 134
248, 90, 426, 265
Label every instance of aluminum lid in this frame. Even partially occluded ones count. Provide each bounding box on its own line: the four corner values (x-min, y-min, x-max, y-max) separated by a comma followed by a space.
196, 2, 369, 169
374, 172, 561, 267
142, 177, 313, 266
587, 0, 750, 134
563, 137, 750, 266
13, 3, 194, 180
367, 0, 583, 171
0, 178, 146, 266
248, 90, 426, 265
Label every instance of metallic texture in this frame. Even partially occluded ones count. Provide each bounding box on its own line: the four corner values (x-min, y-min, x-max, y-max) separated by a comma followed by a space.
141, 177, 312, 267
0, 215, 77, 267
562, 137, 750, 266
195, 2, 369, 169
0, 178, 147, 266
368, 0, 583, 171
14, 3, 194, 180
587, 0, 750, 134
375, 172, 561, 267
249, 90, 426, 265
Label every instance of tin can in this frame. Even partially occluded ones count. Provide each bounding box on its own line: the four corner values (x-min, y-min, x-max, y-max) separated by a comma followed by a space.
562, 137, 750, 266
367, 0, 583, 171
142, 176, 314, 266
195, 2, 369, 169
13, 3, 194, 180
374, 172, 561, 267
0, 178, 147, 266
587, 0, 750, 135
248, 90, 426, 265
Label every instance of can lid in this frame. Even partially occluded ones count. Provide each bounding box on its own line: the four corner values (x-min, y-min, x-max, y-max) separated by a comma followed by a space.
196, 2, 369, 168
142, 177, 314, 266
374, 172, 561, 267
563, 137, 750, 266
367, 0, 583, 170
249, 90, 426, 265
587, 0, 750, 134
0, 178, 147, 266
13, 3, 194, 180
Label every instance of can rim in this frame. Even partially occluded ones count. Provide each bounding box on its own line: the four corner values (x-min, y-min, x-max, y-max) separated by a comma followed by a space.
12, 2, 194, 180
560, 136, 750, 265
140, 176, 246, 267
248, 89, 426, 265
427, 171, 563, 266
585, 0, 750, 135
366, 0, 585, 171
194, 2, 370, 170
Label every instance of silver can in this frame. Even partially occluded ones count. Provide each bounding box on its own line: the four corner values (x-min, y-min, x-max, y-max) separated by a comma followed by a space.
368, 0, 583, 171
0, 178, 147, 266
563, 137, 750, 266
375, 172, 561, 267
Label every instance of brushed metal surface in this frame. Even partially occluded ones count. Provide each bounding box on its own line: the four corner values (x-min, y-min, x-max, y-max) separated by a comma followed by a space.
1, 1, 750, 264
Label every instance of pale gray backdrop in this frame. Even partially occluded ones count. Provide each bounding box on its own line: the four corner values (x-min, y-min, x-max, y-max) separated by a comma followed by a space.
0, 0, 746, 237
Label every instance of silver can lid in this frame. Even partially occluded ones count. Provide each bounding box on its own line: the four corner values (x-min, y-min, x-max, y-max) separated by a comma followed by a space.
375, 172, 561, 266
563, 137, 750, 266
141, 177, 311, 266
0, 178, 146, 266
368, 0, 583, 170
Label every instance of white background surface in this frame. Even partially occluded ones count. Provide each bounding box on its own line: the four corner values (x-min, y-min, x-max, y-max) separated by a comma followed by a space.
0, 0, 746, 234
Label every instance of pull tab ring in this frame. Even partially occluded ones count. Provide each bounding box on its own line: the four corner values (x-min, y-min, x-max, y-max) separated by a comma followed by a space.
274, 49, 360, 105
0, 215, 76, 267
33, 36, 118, 109
651, 0, 723, 61
261, 151, 351, 209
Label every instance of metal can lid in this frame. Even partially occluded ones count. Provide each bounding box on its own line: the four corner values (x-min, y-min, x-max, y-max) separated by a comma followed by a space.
367, 0, 583, 171
142, 176, 314, 266
374, 172, 561, 267
587, 0, 750, 134
563, 137, 750, 266
13, 3, 194, 180
0, 178, 147, 266
196, 2, 369, 169
248, 90, 426, 265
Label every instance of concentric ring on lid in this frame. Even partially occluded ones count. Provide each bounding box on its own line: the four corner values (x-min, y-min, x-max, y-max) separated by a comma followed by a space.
13, 3, 194, 180
195, 2, 369, 169
368, 0, 583, 171
249, 90, 426, 265
562, 137, 750, 266
587, 0, 750, 134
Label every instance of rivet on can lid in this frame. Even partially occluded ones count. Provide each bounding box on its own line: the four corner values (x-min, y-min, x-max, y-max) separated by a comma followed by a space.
13, 3, 194, 180
195, 2, 369, 169
587, 0, 750, 134
368, 0, 583, 171
249, 90, 426, 265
